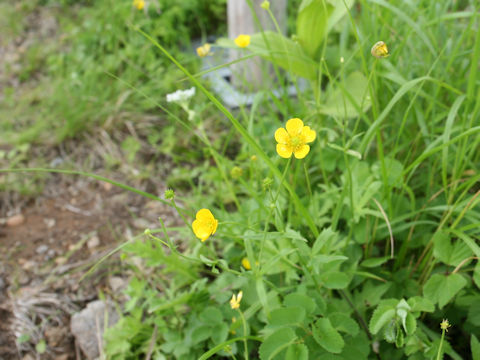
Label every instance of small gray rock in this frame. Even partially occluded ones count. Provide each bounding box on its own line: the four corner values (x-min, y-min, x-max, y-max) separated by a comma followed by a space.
36, 244, 49, 255
87, 235, 100, 249
70, 300, 119, 360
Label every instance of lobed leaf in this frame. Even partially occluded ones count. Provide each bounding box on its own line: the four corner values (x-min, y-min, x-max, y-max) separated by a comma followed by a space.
259, 327, 297, 360
423, 273, 467, 309
312, 318, 345, 354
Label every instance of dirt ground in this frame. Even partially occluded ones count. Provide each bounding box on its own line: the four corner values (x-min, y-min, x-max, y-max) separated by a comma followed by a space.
0, 5, 184, 359
0, 172, 181, 360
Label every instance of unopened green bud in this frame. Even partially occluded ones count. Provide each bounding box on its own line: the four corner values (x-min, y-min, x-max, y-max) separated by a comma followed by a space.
262, 177, 273, 191
261, 0, 270, 10
164, 188, 175, 200
230, 166, 243, 179
144, 228, 151, 235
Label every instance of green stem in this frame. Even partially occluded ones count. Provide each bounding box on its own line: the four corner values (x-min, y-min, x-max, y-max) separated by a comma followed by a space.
436, 329, 446, 360
259, 158, 292, 264
238, 309, 249, 360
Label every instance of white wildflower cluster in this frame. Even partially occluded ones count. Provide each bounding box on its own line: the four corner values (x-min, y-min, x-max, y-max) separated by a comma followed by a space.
166, 87, 196, 103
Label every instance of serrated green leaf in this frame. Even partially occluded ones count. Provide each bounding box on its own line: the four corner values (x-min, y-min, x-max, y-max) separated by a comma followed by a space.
312, 318, 345, 354
269, 306, 306, 327
383, 320, 396, 343
259, 327, 297, 360
395, 325, 404, 348
312, 228, 339, 255
396, 299, 410, 334
407, 296, 435, 313
472, 334, 480, 360
372, 157, 404, 189
433, 231, 472, 266
360, 257, 390, 268
329, 312, 359, 336
405, 313, 417, 335
341, 332, 371, 360
191, 325, 212, 345
199, 307, 223, 325
283, 293, 316, 314
321, 271, 350, 289
297, 0, 330, 58
319, 72, 371, 118
285, 343, 309, 360
369, 305, 396, 335
423, 273, 467, 309
211, 322, 229, 345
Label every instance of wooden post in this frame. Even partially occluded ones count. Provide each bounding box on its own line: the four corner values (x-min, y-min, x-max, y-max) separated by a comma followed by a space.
227, 0, 287, 90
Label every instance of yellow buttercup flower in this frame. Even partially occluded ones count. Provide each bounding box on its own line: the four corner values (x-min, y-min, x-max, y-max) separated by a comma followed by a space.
241, 257, 251, 270
371, 41, 389, 58
192, 209, 218, 242
230, 291, 243, 309
196, 43, 211, 57
275, 118, 316, 159
234, 34, 251, 48
133, 0, 145, 10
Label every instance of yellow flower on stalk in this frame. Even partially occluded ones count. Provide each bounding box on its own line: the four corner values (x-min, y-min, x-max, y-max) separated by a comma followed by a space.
230, 291, 243, 309
133, 0, 145, 10
234, 34, 251, 48
241, 257, 251, 270
192, 209, 218, 242
440, 319, 451, 332
196, 43, 211, 57
371, 41, 389, 58
275, 118, 316, 159
261, 1, 270, 10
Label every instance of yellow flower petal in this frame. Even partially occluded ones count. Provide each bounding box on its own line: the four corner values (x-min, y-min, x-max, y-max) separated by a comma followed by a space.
196, 43, 211, 57
286, 118, 304, 136
192, 219, 210, 241
192, 209, 218, 241
196, 208, 214, 222
234, 34, 251, 48
276, 144, 293, 158
274, 127, 289, 144
294, 145, 310, 159
301, 126, 316, 143
371, 41, 389, 59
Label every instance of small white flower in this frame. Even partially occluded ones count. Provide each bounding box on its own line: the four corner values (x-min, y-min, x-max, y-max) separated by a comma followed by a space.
166, 87, 196, 103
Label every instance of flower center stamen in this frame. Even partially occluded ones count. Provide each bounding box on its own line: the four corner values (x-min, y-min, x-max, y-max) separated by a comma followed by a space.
289, 136, 303, 151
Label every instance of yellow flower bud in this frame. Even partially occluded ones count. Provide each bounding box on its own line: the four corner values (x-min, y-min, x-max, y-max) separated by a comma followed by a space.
261, 1, 270, 10
196, 43, 211, 57
234, 34, 251, 48
133, 0, 145, 10
371, 41, 389, 59
241, 257, 251, 270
